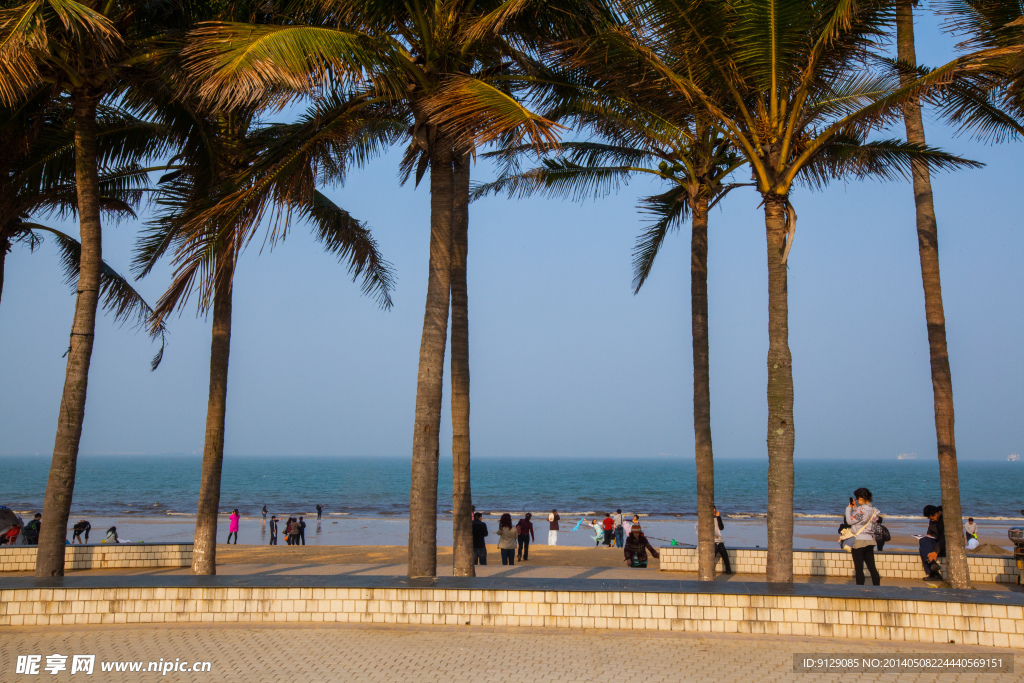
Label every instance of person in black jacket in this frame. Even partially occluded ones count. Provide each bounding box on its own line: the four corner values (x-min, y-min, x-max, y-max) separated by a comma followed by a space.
23, 514, 41, 545
623, 525, 660, 568
472, 512, 489, 565
268, 516, 278, 545
919, 505, 946, 580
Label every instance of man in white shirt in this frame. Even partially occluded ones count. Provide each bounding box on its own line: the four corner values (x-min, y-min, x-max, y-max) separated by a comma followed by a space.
612, 509, 625, 548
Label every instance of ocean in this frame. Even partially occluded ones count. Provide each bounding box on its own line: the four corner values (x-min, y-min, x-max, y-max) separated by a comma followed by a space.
2, 455, 1022, 522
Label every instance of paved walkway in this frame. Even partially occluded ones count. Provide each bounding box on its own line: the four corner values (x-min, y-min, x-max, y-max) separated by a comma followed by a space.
51, 562, 1020, 592
1, 622, 1018, 682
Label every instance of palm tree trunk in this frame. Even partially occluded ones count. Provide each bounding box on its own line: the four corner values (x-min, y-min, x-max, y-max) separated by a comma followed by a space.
191, 248, 234, 575
408, 145, 454, 578
0, 233, 9, 309
764, 194, 795, 584
36, 92, 103, 577
691, 195, 717, 581
451, 151, 474, 577
896, 0, 971, 589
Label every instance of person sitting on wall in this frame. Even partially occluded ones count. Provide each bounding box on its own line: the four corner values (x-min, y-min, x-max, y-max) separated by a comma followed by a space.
623, 524, 660, 568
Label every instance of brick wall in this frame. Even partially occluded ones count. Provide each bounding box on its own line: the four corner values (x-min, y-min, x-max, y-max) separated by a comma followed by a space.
0, 545, 193, 572
2, 584, 1022, 647
659, 547, 1019, 583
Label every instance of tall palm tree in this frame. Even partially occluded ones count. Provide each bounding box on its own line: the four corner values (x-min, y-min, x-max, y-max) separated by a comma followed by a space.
891, 0, 1024, 589
560, 0, 982, 581
135, 88, 397, 575
0, 0, 190, 577
476, 90, 746, 579
894, 0, 971, 589
181, 0, 586, 577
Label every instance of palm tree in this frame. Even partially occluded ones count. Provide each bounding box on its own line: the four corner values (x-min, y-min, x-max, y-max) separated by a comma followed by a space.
181, 0, 585, 577
476, 87, 746, 579
560, 0, 982, 581
0, 0, 191, 577
893, 0, 973, 589
135, 88, 397, 575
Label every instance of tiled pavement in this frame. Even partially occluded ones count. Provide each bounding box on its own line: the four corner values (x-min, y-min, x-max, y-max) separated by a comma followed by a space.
0, 622, 1018, 682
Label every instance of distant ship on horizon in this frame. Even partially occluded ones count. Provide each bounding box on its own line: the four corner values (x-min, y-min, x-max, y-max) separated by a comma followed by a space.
1009, 454, 1020, 462
896, 452, 917, 460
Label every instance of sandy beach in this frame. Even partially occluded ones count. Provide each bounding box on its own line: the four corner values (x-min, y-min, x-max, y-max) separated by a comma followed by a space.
52, 514, 1016, 554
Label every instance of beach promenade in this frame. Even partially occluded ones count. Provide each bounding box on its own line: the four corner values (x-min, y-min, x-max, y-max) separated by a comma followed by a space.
3, 621, 1018, 682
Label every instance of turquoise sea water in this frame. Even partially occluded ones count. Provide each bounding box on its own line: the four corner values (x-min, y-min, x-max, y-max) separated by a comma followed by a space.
2, 455, 1022, 521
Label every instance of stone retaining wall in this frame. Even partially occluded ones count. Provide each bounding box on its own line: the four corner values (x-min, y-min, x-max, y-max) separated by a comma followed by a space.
0, 544, 193, 572
659, 547, 1018, 583
2, 582, 1023, 647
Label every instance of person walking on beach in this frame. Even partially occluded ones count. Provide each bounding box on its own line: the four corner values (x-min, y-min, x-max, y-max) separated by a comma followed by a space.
613, 510, 624, 548
261, 505, 267, 527
472, 512, 489, 565
602, 513, 614, 547
623, 524, 660, 568
496, 514, 517, 566
919, 505, 946, 581
227, 509, 240, 544
23, 513, 41, 545
548, 510, 560, 545
269, 516, 278, 545
72, 520, 91, 544
316, 504, 323, 521
845, 488, 881, 586
298, 516, 306, 545
516, 513, 534, 561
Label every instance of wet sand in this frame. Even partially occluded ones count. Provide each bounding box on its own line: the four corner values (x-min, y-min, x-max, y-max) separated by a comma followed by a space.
58, 515, 1017, 553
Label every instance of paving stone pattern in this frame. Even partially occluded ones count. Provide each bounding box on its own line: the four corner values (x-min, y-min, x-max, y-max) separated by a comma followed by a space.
0, 623, 1018, 682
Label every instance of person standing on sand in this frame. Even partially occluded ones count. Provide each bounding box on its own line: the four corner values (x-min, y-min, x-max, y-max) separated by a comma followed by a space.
516, 513, 534, 561
298, 516, 306, 545
613, 510, 624, 548
548, 510, 560, 546
269, 515, 278, 545
472, 512, 489, 565
289, 518, 301, 546
283, 518, 293, 545
227, 509, 240, 544
316, 504, 323, 522
845, 489, 880, 586
602, 513, 614, 547
496, 513, 517, 566
261, 505, 267, 526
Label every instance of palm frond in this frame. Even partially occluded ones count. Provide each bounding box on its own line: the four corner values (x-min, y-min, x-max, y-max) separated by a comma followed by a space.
632, 186, 689, 294
27, 223, 167, 369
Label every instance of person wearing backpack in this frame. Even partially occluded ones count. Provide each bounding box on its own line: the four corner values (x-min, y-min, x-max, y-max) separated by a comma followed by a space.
874, 515, 891, 551
844, 488, 881, 585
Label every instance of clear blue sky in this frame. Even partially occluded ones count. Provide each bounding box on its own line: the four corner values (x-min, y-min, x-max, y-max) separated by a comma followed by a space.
1, 13, 1021, 461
